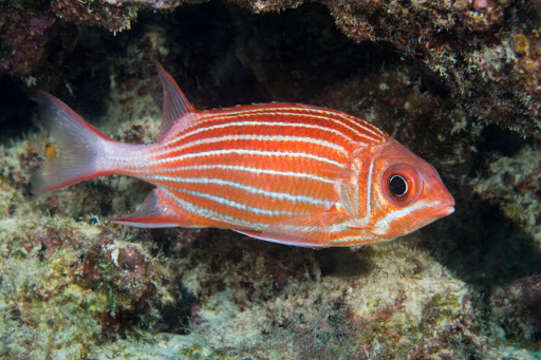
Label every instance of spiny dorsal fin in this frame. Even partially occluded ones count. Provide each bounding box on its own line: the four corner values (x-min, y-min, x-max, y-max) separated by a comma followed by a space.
155, 62, 196, 142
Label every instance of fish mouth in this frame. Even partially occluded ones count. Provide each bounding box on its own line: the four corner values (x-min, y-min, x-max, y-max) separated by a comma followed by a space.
430, 197, 455, 218
436, 196, 455, 217
437, 190, 455, 217
440, 205, 455, 216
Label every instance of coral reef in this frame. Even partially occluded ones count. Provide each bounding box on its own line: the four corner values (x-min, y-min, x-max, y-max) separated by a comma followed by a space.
472, 145, 541, 245
1, 0, 540, 137
0, 2, 56, 76
0, 0, 540, 359
0, 178, 191, 358
50, 0, 138, 33
489, 273, 541, 348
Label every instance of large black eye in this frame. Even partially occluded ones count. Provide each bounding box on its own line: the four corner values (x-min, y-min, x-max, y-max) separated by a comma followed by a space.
388, 174, 408, 197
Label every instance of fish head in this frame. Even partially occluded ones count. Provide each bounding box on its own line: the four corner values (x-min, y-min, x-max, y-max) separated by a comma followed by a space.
347, 138, 455, 240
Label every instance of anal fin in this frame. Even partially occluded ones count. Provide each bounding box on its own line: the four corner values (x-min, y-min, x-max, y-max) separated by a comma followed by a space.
112, 188, 195, 228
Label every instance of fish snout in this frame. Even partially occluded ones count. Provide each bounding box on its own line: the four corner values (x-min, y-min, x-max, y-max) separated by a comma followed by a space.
436, 189, 455, 217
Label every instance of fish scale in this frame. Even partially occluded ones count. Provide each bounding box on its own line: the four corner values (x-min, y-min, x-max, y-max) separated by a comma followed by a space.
32, 63, 455, 247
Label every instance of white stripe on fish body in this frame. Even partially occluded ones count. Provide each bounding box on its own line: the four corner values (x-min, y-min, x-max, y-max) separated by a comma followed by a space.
191, 106, 387, 143
162, 186, 371, 246
371, 200, 439, 235
359, 157, 375, 226
278, 219, 375, 245
162, 187, 324, 232
353, 159, 361, 219
161, 187, 275, 229
158, 117, 357, 153
154, 134, 348, 159
131, 164, 335, 184
143, 162, 337, 213
162, 186, 378, 246
144, 175, 334, 207
144, 149, 346, 169
176, 188, 304, 217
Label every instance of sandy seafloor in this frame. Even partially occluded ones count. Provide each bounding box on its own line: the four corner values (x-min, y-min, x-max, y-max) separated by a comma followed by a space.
0, 1, 540, 359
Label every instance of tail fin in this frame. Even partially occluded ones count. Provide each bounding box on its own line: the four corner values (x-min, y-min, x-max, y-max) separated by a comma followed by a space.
32, 91, 117, 194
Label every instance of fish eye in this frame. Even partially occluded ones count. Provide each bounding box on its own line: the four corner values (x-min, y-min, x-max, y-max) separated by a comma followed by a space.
388, 174, 408, 197
381, 164, 423, 206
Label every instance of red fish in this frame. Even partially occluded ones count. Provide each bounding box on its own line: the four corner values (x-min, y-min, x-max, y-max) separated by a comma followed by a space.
32, 64, 455, 247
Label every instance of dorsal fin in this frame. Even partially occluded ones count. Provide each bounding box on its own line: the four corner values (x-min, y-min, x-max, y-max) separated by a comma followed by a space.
155, 62, 196, 142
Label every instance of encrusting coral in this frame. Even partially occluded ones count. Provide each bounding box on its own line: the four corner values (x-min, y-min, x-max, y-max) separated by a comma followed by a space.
1, 0, 540, 138
473, 145, 541, 245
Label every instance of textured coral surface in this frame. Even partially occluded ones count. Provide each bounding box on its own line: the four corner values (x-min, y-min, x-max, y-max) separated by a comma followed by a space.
0, 1, 540, 359
1, 0, 541, 138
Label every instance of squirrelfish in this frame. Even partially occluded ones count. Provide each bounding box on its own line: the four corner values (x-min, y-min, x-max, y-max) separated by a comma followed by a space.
32, 64, 455, 247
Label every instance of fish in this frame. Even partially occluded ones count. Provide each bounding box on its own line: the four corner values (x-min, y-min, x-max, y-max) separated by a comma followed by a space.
32, 63, 455, 247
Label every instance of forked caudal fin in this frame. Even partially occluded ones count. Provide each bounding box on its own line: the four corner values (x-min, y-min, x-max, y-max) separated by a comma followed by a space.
31, 91, 128, 194
32, 63, 195, 195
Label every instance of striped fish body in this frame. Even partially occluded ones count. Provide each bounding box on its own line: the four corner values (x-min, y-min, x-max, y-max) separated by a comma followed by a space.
33, 64, 455, 247
126, 103, 388, 246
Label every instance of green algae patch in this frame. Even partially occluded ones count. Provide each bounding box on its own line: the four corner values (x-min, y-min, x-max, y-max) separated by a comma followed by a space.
0, 173, 174, 358
61, 283, 110, 317
0, 247, 107, 359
